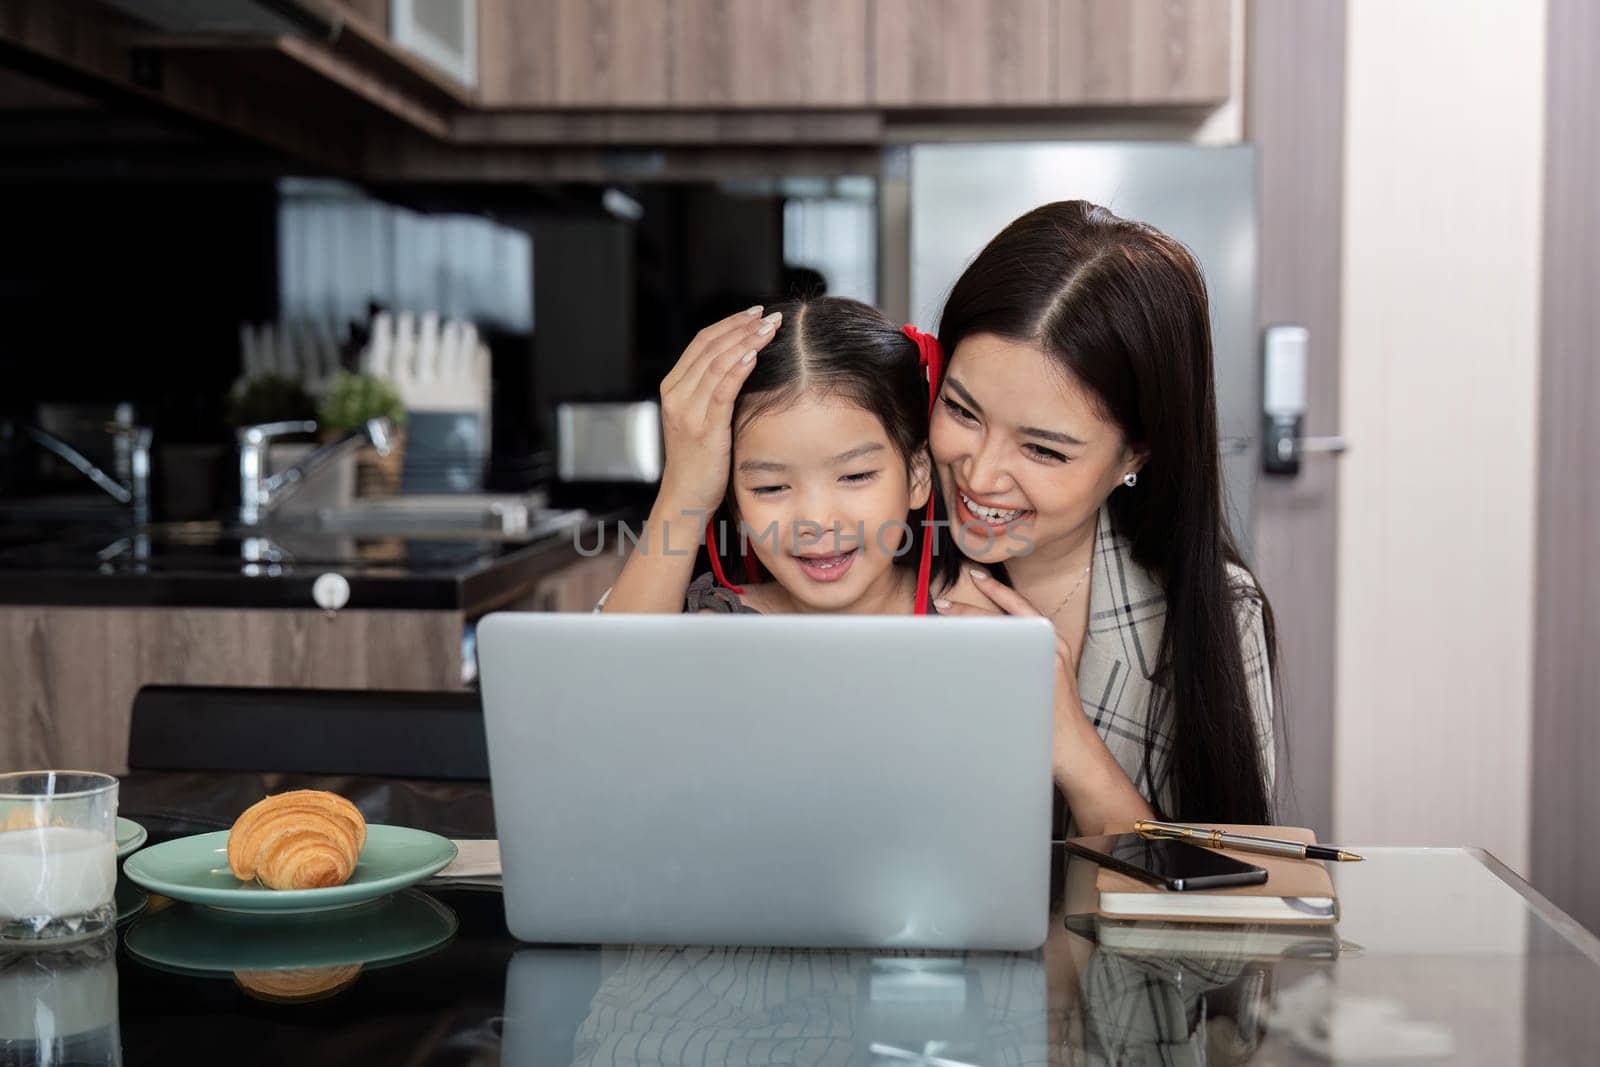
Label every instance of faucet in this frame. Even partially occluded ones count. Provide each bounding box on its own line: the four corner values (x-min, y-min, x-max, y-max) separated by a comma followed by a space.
10, 420, 153, 526
237, 417, 393, 525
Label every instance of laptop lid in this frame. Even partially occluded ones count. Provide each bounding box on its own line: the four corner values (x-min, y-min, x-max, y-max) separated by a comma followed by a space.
477, 613, 1056, 949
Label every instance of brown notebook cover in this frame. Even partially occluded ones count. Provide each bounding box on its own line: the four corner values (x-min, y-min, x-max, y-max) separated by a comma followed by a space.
1092, 824, 1339, 925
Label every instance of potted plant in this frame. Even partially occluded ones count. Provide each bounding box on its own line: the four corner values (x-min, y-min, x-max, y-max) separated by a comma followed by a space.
318, 372, 408, 497
226, 375, 317, 429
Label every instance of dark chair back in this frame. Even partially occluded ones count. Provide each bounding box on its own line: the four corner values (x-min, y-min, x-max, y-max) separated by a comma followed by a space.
127, 686, 489, 780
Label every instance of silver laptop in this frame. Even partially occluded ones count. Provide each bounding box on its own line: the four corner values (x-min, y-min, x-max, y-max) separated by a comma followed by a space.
476, 613, 1057, 950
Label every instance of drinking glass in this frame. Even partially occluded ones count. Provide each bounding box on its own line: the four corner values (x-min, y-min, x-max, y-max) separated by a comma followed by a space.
0, 771, 119, 944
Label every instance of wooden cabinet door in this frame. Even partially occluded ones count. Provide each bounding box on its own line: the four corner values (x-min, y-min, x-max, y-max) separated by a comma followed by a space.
479, 0, 671, 106
672, 0, 869, 107
521, 553, 629, 613
0, 606, 466, 772
336, 0, 389, 33
872, 0, 1054, 107
477, 0, 1230, 112
1058, 0, 1232, 105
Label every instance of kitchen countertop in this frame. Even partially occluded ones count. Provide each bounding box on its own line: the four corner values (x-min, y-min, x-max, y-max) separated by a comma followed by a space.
0, 510, 618, 613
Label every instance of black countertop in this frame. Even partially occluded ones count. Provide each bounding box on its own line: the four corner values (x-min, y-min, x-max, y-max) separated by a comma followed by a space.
0, 512, 618, 613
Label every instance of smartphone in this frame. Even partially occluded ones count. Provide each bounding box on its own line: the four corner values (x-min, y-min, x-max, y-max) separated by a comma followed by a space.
1062, 833, 1268, 891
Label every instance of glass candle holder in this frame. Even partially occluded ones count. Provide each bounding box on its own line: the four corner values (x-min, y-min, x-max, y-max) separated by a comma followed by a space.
0, 771, 119, 945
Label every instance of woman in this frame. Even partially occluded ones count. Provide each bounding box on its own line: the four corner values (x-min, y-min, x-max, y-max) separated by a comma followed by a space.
931, 200, 1277, 833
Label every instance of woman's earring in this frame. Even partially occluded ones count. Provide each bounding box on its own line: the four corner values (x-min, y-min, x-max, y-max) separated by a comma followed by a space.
1122, 472, 1138, 488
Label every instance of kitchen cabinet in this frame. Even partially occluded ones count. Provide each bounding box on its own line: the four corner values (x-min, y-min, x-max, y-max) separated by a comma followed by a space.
513, 551, 628, 613
875, 0, 1230, 108
478, 0, 671, 107
0, 606, 465, 773
336, 0, 390, 33
1058, 0, 1233, 105
872, 0, 1054, 107
0, 555, 628, 773
479, 0, 867, 109
2, 0, 1237, 185
478, 0, 1227, 113
0, 518, 620, 773
671, 0, 869, 107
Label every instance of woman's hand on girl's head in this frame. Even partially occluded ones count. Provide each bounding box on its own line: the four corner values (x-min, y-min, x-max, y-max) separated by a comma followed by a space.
657, 306, 783, 514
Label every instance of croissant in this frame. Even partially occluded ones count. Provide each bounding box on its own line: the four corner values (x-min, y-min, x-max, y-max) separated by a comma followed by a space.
234, 964, 362, 1003
227, 790, 367, 890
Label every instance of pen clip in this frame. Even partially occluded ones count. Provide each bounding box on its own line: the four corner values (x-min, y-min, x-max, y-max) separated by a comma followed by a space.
1133, 820, 1192, 842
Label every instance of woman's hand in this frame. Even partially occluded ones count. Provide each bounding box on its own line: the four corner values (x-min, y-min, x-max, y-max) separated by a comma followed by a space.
937, 567, 1083, 696
938, 568, 1154, 834
657, 306, 783, 515
600, 306, 780, 614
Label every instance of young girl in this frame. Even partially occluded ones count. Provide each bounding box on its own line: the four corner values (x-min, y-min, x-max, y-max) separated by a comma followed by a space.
601, 297, 943, 616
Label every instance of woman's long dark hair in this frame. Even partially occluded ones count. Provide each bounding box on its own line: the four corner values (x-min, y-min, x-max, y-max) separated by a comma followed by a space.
937, 200, 1276, 824
712, 297, 932, 585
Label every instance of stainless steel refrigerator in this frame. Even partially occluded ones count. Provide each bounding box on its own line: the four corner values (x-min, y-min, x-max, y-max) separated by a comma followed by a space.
892, 142, 1258, 554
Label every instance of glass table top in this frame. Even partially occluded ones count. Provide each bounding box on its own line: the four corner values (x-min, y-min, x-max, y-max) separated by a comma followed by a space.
3, 846, 1597, 1065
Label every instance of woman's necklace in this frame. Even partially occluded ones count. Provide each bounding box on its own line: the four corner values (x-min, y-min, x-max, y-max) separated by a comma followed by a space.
1046, 563, 1093, 619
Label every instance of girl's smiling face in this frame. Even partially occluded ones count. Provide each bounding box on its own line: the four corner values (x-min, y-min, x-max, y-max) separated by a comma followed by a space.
929, 333, 1144, 567
731, 392, 931, 614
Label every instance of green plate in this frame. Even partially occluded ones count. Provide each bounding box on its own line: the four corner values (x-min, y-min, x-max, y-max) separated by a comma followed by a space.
124, 889, 458, 977
117, 817, 147, 858
122, 825, 458, 913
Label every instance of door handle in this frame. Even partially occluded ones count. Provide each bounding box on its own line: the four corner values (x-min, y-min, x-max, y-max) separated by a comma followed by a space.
1296, 435, 1348, 455
1262, 325, 1346, 476
1266, 429, 1349, 473
1276, 434, 1348, 459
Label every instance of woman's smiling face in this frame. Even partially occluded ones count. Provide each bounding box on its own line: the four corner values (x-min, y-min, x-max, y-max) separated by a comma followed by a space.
928, 333, 1144, 565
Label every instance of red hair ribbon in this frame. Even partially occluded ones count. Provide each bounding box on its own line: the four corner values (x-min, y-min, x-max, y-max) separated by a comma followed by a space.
902, 324, 944, 615
705, 515, 754, 595
901, 324, 944, 416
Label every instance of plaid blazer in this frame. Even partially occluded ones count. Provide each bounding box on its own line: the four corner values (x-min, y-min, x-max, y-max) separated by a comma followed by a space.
1078, 508, 1276, 819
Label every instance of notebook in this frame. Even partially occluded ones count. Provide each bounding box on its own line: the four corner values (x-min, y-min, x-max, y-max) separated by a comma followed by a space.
1092, 921, 1345, 959
1075, 824, 1339, 925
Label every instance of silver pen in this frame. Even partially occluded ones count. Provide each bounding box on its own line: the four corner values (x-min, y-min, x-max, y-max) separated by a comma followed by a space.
1135, 819, 1364, 862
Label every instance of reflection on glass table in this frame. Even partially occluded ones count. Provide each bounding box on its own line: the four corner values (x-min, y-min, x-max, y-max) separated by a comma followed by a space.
122, 888, 457, 1002
12, 848, 1596, 1064
504, 947, 1047, 1067
1054, 847, 1600, 1064
492, 847, 1600, 1066
0, 929, 121, 1064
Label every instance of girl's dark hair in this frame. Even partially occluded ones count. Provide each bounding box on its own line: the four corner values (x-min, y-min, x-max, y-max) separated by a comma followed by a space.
937, 200, 1276, 824
715, 297, 931, 584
